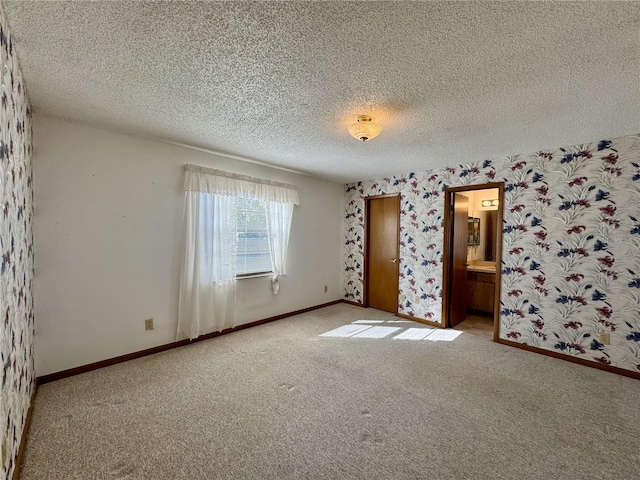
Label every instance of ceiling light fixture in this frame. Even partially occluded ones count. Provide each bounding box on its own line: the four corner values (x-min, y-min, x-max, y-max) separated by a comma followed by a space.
482, 199, 499, 207
348, 115, 382, 142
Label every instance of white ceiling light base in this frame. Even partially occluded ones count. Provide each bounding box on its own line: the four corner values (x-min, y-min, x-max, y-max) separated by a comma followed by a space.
348, 115, 382, 142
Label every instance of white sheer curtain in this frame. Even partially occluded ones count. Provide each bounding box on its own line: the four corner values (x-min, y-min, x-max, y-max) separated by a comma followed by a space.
266, 201, 294, 294
178, 165, 300, 340
177, 191, 237, 340
183, 164, 300, 204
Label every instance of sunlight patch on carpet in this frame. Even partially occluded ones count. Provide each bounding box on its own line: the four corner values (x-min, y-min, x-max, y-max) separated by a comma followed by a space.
393, 328, 434, 340
351, 326, 401, 338
320, 324, 372, 337
319, 321, 463, 342
426, 330, 463, 341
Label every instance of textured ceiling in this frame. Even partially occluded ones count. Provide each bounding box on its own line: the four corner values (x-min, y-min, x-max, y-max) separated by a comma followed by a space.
3, 1, 640, 183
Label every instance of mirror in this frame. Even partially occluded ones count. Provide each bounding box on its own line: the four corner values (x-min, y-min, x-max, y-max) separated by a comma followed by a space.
467, 217, 480, 246
470, 210, 498, 261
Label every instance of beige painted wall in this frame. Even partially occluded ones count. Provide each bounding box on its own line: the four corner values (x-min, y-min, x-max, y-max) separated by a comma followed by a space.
32, 113, 345, 376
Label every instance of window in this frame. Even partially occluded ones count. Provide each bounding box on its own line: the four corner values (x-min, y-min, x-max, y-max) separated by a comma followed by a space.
178, 164, 299, 340
235, 197, 272, 276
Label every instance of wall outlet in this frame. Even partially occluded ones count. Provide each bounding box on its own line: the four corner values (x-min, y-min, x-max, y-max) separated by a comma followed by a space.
324, 285, 328, 293
145, 318, 154, 331
599, 332, 610, 345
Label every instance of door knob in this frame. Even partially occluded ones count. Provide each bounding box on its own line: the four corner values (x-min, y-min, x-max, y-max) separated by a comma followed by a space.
390, 258, 397, 263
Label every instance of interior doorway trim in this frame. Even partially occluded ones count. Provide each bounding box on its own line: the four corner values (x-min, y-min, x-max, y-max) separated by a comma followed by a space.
363, 193, 401, 313
442, 182, 504, 341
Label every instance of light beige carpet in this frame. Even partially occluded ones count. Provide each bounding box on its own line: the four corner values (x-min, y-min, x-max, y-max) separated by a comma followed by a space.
20, 304, 640, 479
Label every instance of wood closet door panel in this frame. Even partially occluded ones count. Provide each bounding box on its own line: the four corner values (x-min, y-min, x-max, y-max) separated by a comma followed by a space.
366, 196, 399, 313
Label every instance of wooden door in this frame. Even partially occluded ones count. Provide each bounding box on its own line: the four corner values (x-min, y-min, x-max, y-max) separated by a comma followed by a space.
366, 196, 400, 313
448, 193, 468, 327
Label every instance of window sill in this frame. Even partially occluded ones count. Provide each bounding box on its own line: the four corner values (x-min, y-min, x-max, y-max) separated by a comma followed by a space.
236, 272, 273, 280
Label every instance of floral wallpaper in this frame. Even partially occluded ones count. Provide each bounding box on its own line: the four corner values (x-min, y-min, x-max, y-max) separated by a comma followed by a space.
0, 9, 35, 479
344, 134, 640, 373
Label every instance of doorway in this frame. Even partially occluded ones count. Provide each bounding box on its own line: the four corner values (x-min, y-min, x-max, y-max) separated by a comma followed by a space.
364, 194, 400, 313
442, 183, 504, 340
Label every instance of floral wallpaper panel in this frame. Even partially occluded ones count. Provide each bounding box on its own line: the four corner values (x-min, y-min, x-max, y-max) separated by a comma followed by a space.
0, 8, 35, 480
344, 134, 640, 374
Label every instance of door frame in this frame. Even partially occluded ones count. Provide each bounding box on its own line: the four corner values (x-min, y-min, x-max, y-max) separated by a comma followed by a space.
442, 182, 504, 341
364, 193, 401, 313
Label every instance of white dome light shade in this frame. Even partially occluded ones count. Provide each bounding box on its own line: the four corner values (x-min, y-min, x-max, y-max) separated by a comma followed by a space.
348, 115, 382, 142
